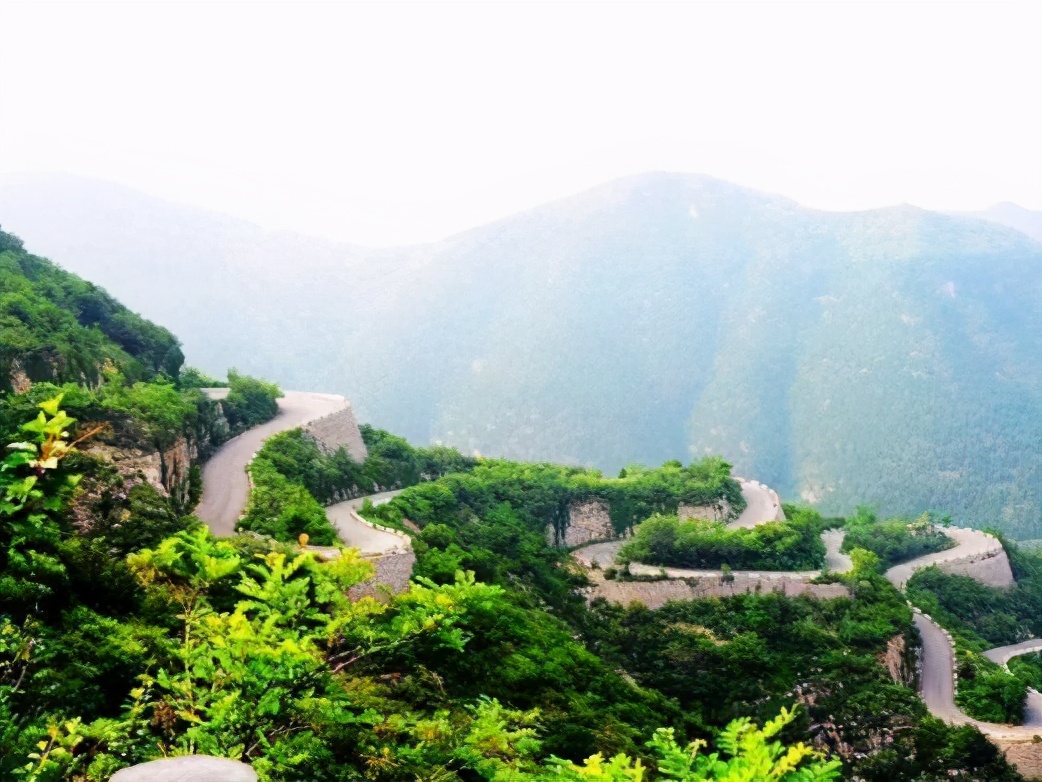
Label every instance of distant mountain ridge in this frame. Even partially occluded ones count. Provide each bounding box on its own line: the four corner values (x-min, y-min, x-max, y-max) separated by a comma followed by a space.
1, 172, 1039, 539
951, 202, 1042, 243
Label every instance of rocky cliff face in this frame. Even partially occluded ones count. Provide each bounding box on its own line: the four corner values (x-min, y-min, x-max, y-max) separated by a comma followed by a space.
678, 501, 732, 522
881, 634, 917, 688
86, 435, 196, 507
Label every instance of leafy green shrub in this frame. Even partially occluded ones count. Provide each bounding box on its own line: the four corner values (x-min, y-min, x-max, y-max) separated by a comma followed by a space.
955, 652, 1027, 724
239, 457, 336, 544
1009, 652, 1042, 691
618, 509, 825, 571
177, 366, 225, 389
841, 509, 954, 568
222, 370, 282, 431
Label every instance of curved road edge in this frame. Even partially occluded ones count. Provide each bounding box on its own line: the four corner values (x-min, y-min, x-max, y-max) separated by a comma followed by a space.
196, 391, 349, 536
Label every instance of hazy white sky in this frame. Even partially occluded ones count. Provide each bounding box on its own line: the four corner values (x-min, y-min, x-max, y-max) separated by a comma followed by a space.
2, 0, 1040, 246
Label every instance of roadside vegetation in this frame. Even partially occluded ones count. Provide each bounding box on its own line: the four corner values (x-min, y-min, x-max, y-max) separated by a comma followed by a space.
617, 508, 826, 571
840, 507, 955, 568
0, 396, 847, 781
0, 232, 1030, 781
905, 542, 1042, 724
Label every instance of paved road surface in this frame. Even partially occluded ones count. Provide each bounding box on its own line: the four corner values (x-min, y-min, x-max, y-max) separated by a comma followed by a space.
573, 504, 852, 579
915, 614, 1042, 738
821, 529, 853, 572
984, 640, 1042, 667
730, 479, 785, 528
326, 490, 405, 554
196, 391, 348, 536
884, 527, 1002, 590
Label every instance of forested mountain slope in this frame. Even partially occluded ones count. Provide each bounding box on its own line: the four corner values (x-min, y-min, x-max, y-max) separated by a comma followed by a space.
0, 226, 183, 390
2, 172, 1039, 538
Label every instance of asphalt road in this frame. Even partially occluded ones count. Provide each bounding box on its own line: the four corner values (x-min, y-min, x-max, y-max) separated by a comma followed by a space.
984, 640, 1042, 667
915, 613, 1042, 738
730, 479, 785, 528
195, 391, 348, 536
572, 484, 852, 578
884, 526, 1002, 590
326, 491, 405, 554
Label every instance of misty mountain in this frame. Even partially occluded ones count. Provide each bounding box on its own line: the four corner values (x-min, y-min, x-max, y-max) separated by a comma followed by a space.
952, 202, 1042, 243
2, 172, 1039, 539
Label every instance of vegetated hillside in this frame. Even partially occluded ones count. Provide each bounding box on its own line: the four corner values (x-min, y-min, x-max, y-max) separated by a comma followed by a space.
2, 173, 1040, 539
0, 226, 184, 390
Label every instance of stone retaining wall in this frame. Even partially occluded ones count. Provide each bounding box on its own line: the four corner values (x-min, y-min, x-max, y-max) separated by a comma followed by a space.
585, 573, 848, 608
341, 506, 415, 600
935, 545, 1015, 588
678, 501, 731, 521
303, 405, 368, 462
349, 548, 416, 601
547, 499, 615, 547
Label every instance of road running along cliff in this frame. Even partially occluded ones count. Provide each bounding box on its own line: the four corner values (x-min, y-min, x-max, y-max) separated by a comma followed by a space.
577, 498, 1037, 742
195, 391, 349, 536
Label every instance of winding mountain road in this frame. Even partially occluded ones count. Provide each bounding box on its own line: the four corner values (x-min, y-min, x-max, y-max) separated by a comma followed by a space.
730, 478, 785, 528
914, 613, 1042, 739
884, 526, 1010, 590
195, 391, 349, 536
575, 479, 1038, 741
877, 527, 1042, 737
326, 491, 405, 554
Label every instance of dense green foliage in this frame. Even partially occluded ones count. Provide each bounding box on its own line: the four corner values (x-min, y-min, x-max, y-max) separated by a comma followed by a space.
0, 397, 844, 782
256, 425, 476, 507
368, 457, 742, 540
578, 570, 1020, 780
362, 457, 741, 611
238, 425, 476, 545
841, 509, 955, 568
953, 652, 1028, 724
222, 370, 282, 431
0, 396, 1025, 781
617, 508, 825, 571
1008, 652, 1042, 690
177, 365, 225, 388
240, 454, 335, 544
0, 228, 183, 390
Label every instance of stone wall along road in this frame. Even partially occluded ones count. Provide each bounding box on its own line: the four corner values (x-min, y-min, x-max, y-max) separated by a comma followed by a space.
884, 526, 1014, 590
573, 481, 853, 606
196, 391, 349, 536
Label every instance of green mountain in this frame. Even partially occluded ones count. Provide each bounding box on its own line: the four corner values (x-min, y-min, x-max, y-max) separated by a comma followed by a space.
2, 173, 1039, 538
0, 225, 183, 391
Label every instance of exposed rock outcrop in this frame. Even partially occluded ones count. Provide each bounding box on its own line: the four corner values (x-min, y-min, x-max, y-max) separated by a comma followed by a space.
881, 634, 916, 688
85, 435, 196, 506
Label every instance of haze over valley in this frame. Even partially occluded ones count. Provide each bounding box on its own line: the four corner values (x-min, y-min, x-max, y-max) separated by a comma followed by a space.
3, 171, 1039, 540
